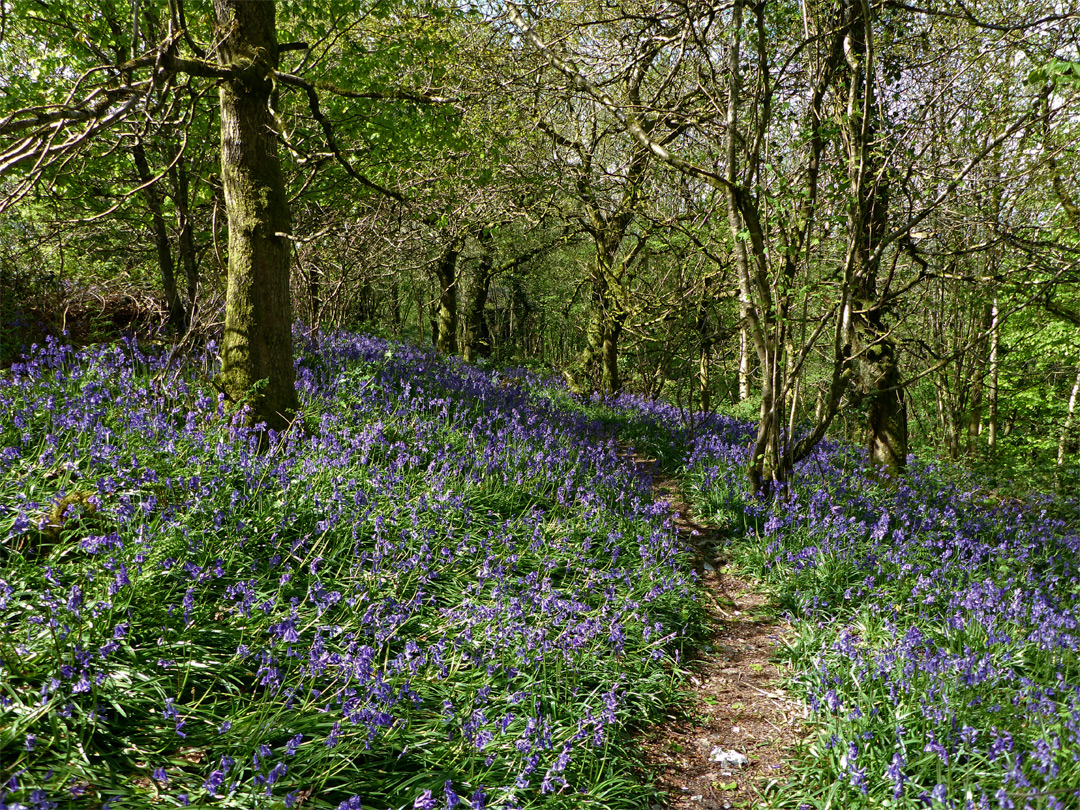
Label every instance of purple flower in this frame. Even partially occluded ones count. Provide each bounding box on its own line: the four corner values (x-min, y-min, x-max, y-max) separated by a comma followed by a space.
885, 753, 905, 799
443, 781, 459, 808
203, 770, 226, 794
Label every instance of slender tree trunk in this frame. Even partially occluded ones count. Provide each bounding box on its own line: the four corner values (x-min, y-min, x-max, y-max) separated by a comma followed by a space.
1056, 351, 1080, 492
725, 0, 778, 493
738, 295, 751, 401
697, 280, 712, 412
215, 0, 297, 432
169, 151, 199, 324
988, 297, 1000, 453
132, 140, 187, 333
415, 285, 426, 345
433, 237, 462, 355
297, 252, 321, 325
389, 280, 401, 333
967, 303, 992, 456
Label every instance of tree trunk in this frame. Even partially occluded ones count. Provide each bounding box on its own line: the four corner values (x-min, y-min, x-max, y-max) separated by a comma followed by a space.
132, 140, 187, 333
695, 282, 712, 414
567, 237, 628, 397
215, 0, 297, 432
169, 150, 199, 325
967, 303, 992, 456
433, 238, 462, 355
725, 0, 781, 493
601, 315, 622, 395
462, 257, 493, 363
582, 259, 626, 396
738, 296, 751, 401
296, 251, 321, 324
463, 232, 495, 363
863, 339, 907, 471
988, 297, 1000, 453
839, 0, 906, 478
1056, 350, 1080, 492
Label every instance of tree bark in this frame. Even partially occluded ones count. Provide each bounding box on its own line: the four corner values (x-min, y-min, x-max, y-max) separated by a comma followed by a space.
573, 242, 627, 396
462, 246, 493, 363
839, 0, 907, 477
215, 0, 298, 432
966, 302, 992, 456
738, 293, 751, 401
169, 151, 200, 325
988, 297, 1000, 453
131, 140, 187, 333
433, 237, 462, 355
1056, 350, 1080, 492
725, 0, 780, 493
697, 279, 712, 412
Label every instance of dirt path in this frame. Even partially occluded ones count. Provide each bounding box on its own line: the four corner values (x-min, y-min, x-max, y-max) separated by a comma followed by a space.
637, 464, 805, 809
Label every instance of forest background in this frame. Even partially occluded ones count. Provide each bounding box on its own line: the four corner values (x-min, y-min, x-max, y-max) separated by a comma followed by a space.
1, 0, 1079, 495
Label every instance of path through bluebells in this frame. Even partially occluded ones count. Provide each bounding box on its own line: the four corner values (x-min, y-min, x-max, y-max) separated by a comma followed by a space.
5, 330, 1080, 810
688, 430, 1080, 809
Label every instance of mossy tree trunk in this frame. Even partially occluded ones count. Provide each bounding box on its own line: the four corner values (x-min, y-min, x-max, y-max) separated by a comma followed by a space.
434, 237, 463, 355
838, 0, 906, 477
462, 235, 494, 363
573, 241, 630, 396
566, 148, 647, 397
215, 0, 297, 432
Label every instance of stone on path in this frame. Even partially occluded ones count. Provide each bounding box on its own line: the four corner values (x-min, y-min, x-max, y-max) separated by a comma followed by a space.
708, 747, 748, 768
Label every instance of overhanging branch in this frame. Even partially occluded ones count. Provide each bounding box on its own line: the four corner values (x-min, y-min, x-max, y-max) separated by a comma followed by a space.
506, 3, 736, 197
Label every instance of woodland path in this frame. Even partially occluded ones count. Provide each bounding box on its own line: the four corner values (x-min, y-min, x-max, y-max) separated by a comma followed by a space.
631, 456, 805, 809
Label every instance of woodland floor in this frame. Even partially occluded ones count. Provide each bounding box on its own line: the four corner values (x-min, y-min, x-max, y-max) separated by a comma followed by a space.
635, 463, 806, 809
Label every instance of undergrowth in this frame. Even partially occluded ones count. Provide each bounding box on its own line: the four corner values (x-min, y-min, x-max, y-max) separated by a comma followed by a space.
687, 434, 1080, 810
0, 332, 705, 810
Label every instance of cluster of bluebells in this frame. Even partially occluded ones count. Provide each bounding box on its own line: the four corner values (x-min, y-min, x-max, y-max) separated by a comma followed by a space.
0, 332, 701, 808
688, 426, 1080, 809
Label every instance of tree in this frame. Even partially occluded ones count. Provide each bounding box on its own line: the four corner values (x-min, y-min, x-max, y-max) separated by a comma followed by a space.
508, 0, 718, 396
510, 0, 1066, 493
214, 0, 298, 429
0, 0, 298, 428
